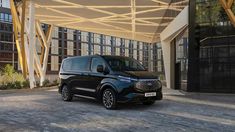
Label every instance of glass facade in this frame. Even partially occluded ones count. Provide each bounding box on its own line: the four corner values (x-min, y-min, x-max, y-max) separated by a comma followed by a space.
189, 0, 235, 92
0, 12, 12, 22
0, 0, 10, 8
0, 6, 15, 69
175, 29, 188, 90
44, 27, 164, 74
152, 43, 164, 74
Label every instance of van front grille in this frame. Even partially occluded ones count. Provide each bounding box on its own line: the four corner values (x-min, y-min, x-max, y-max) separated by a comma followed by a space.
135, 79, 161, 92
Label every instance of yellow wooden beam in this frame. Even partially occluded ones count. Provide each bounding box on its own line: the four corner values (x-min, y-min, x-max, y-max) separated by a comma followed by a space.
227, 0, 234, 8
34, 63, 40, 78
20, 0, 28, 78
219, 0, 235, 27
34, 22, 53, 80
10, 0, 24, 75
36, 22, 53, 65
10, 0, 21, 31
34, 49, 43, 78
36, 31, 45, 65
36, 21, 47, 47
46, 25, 53, 44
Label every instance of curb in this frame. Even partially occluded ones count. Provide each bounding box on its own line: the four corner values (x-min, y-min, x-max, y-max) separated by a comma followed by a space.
0, 86, 58, 95
163, 88, 235, 96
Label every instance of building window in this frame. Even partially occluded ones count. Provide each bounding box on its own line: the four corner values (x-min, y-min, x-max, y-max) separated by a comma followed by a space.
0, 13, 4, 21
4, 14, 8, 21
51, 56, 59, 71
81, 42, 88, 55
94, 44, 100, 55
67, 41, 74, 56
0, 13, 11, 22
81, 32, 88, 42
9, 15, 12, 22
105, 36, 111, 46
1, 0, 10, 8
94, 34, 101, 44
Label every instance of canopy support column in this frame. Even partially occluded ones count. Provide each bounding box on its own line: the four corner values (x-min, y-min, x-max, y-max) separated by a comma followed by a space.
28, 0, 36, 88
160, 6, 188, 89
10, 0, 54, 89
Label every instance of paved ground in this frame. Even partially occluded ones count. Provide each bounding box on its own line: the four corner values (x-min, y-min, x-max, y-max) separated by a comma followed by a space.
0, 88, 235, 132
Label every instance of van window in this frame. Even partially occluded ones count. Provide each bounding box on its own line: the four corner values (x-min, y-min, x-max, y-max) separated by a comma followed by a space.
103, 56, 145, 71
71, 57, 89, 71
91, 57, 105, 73
62, 59, 72, 71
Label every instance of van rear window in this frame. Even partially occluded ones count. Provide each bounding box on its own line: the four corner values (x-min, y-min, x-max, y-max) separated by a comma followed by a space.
71, 57, 89, 71
62, 57, 89, 71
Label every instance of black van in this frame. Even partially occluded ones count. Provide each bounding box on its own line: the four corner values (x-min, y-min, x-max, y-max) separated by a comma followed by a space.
59, 55, 162, 109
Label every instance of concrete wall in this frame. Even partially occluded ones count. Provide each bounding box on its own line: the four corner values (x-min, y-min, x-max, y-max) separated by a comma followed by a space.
160, 6, 188, 89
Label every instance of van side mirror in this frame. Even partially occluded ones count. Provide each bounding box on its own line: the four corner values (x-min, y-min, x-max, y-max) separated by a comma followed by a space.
97, 65, 104, 73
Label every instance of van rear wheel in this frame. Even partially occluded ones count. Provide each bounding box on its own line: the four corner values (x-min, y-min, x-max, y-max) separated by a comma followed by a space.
61, 85, 73, 101
102, 89, 117, 109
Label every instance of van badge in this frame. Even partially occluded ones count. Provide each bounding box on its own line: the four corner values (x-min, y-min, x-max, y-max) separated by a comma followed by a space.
147, 82, 152, 86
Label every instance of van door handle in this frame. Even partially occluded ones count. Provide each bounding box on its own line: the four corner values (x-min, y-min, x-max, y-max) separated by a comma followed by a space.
81, 73, 89, 76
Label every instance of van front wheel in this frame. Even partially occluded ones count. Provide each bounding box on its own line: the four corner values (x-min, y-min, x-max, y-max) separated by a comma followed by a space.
102, 89, 117, 109
61, 85, 73, 101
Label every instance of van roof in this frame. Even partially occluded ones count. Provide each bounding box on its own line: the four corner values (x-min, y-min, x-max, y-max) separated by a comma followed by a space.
63, 55, 129, 60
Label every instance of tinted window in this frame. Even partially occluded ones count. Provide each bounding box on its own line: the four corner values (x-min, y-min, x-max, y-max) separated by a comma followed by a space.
91, 57, 105, 73
62, 59, 72, 71
71, 57, 89, 71
103, 56, 145, 71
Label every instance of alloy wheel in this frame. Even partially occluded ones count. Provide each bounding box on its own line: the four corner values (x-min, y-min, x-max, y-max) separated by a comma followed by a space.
62, 85, 69, 101
103, 90, 114, 109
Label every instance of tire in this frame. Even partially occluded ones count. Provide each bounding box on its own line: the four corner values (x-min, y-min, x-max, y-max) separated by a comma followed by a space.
142, 100, 155, 105
102, 89, 117, 109
156, 93, 163, 100
157, 94, 163, 100
61, 85, 73, 101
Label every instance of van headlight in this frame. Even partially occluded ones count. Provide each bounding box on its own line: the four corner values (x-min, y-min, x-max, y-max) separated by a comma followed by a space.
118, 75, 138, 82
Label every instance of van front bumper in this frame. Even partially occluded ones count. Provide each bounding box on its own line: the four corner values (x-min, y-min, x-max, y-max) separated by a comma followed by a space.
118, 91, 163, 103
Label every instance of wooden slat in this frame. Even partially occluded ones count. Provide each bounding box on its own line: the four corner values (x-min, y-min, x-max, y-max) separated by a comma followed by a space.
20, 0, 28, 78
10, 0, 24, 76
219, 0, 235, 27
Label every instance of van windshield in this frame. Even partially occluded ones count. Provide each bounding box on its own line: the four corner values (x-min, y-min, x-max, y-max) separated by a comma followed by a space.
103, 56, 146, 71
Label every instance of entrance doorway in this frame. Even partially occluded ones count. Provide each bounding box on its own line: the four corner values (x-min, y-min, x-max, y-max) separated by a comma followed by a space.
174, 29, 188, 90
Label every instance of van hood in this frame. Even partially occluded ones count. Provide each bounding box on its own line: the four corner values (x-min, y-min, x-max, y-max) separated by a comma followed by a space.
116, 71, 159, 79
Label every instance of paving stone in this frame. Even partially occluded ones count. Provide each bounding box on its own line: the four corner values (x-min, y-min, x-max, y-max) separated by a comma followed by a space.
0, 88, 234, 132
